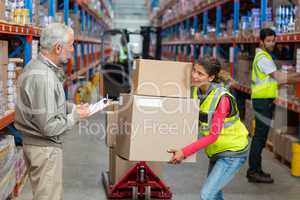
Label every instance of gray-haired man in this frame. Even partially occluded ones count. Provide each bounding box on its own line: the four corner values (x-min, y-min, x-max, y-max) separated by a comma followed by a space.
15, 23, 90, 200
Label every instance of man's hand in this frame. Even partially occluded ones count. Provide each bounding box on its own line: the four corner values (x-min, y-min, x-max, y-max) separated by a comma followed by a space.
76, 104, 90, 119
167, 149, 185, 165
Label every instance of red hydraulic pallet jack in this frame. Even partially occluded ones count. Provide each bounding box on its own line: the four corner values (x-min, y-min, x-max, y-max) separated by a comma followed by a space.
102, 161, 172, 199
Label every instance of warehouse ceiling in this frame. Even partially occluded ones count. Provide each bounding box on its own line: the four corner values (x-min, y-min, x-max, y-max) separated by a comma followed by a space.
111, 0, 150, 30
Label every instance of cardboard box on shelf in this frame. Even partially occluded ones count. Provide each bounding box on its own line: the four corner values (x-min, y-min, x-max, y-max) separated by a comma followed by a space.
226, 19, 233, 36
0, 64, 8, 95
0, 41, 8, 65
236, 59, 251, 87
273, 130, 284, 158
278, 84, 295, 98
283, 134, 298, 163
244, 100, 255, 136
116, 94, 199, 162
133, 59, 192, 98
272, 105, 299, 134
109, 148, 164, 184
0, 0, 5, 20
69, 14, 81, 33
274, 60, 294, 69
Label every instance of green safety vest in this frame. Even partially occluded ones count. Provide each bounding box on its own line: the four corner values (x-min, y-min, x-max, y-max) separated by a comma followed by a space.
192, 86, 249, 157
119, 47, 127, 64
251, 50, 278, 99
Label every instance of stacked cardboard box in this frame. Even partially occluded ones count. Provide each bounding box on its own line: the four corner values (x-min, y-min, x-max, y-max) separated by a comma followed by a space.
236, 59, 251, 87
0, 0, 5, 20
70, 14, 81, 34
117, 94, 199, 162
105, 102, 119, 148
109, 148, 163, 184
0, 41, 9, 116
272, 105, 299, 162
116, 59, 199, 162
0, 41, 8, 92
244, 100, 255, 136
6, 61, 17, 111
273, 129, 284, 158
32, 40, 39, 60
282, 134, 298, 163
132, 59, 192, 98
104, 101, 164, 184
290, 0, 300, 31
56, 12, 81, 34
272, 106, 299, 134
273, 129, 299, 163
105, 60, 200, 185
226, 19, 233, 37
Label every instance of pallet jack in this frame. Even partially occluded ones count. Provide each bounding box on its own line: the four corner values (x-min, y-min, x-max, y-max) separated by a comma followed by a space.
102, 161, 172, 199
101, 28, 171, 199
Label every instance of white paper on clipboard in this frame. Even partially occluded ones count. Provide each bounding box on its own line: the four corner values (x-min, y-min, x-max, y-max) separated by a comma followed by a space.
89, 98, 110, 116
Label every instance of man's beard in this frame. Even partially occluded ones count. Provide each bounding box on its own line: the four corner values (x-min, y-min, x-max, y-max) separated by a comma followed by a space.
59, 55, 69, 66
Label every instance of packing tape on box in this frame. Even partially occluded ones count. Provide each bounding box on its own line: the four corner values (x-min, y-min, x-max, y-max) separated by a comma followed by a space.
119, 96, 123, 106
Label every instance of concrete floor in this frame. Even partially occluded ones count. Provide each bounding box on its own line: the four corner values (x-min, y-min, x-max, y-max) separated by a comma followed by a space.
17, 113, 300, 200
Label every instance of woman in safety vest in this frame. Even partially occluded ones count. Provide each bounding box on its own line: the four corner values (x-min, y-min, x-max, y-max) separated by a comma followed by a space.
168, 56, 249, 200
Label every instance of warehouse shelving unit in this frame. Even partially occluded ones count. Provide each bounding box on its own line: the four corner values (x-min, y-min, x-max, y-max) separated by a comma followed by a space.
0, 0, 112, 130
153, 0, 300, 166
149, 0, 177, 23
0, 0, 112, 199
156, 0, 300, 112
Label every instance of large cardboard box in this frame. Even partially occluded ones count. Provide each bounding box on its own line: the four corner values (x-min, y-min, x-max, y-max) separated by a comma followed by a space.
105, 103, 119, 148
0, 41, 8, 65
109, 148, 164, 184
116, 94, 199, 162
133, 59, 192, 98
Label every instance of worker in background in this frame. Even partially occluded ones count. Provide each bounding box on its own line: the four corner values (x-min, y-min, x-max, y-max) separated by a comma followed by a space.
168, 57, 249, 200
14, 23, 90, 200
247, 28, 300, 183
118, 35, 128, 65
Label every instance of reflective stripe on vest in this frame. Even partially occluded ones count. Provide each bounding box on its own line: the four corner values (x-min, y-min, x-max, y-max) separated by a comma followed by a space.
193, 86, 240, 132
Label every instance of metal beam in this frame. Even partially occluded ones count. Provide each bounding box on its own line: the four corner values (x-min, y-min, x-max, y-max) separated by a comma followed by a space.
233, 0, 240, 37
64, 0, 70, 25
